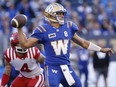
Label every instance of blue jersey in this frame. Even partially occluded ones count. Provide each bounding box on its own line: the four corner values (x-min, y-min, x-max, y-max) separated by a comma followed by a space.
77, 48, 89, 68
31, 21, 78, 66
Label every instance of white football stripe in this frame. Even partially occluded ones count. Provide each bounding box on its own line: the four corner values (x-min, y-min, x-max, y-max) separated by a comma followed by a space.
12, 18, 19, 27
23, 15, 27, 21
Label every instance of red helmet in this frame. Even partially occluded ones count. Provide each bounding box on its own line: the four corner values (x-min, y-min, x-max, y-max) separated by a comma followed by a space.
10, 32, 19, 47
10, 32, 27, 53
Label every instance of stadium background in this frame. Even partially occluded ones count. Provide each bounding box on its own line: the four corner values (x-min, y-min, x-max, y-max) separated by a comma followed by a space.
0, 0, 116, 87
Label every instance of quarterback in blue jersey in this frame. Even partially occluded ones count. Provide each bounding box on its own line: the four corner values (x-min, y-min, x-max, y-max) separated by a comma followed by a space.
16, 3, 113, 87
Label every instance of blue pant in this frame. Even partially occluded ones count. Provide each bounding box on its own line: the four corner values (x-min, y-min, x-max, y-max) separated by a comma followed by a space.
45, 65, 82, 87
78, 67, 88, 87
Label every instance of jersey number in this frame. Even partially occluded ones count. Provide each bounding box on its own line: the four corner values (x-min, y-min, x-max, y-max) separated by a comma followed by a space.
21, 63, 31, 72
51, 40, 69, 55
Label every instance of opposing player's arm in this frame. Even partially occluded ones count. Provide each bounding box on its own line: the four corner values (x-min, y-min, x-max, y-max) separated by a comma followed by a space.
34, 47, 45, 64
36, 53, 45, 64
17, 28, 39, 49
3, 60, 11, 76
72, 33, 113, 55
1, 60, 11, 86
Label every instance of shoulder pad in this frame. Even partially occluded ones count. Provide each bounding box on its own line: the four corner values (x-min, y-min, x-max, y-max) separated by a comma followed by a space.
36, 25, 46, 33
67, 21, 72, 28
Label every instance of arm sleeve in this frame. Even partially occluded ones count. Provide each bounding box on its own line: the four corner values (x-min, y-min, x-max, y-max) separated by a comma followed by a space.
4, 50, 10, 63
71, 22, 79, 37
1, 74, 10, 86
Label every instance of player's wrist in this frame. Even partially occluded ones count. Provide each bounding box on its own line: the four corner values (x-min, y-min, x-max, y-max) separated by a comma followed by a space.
17, 28, 23, 32
17, 27, 22, 30
87, 42, 102, 51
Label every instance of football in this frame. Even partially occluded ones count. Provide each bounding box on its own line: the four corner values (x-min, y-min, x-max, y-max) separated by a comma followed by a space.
11, 14, 27, 28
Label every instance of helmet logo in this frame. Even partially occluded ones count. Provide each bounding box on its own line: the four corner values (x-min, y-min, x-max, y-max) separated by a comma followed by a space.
45, 5, 53, 13
45, 3, 67, 25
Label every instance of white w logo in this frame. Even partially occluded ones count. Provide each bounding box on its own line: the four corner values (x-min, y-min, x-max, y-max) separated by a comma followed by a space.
52, 69, 58, 74
51, 39, 69, 55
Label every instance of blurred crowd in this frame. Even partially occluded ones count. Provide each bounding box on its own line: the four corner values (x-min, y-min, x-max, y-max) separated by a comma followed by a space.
0, 0, 116, 37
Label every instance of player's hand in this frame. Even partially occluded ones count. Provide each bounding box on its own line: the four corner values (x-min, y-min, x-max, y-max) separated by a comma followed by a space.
100, 48, 114, 56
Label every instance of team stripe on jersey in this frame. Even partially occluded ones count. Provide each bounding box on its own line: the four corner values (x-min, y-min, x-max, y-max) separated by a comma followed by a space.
14, 49, 16, 58
67, 21, 72, 28
27, 47, 36, 59
27, 49, 30, 58
11, 48, 16, 60
10, 48, 14, 60
32, 47, 35, 56
28, 48, 32, 59
10, 48, 12, 60
7, 48, 10, 58
35, 74, 44, 87
67, 21, 70, 28
31, 48, 34, 58
69, 21, 72, 27
36, 27, 42, 32
44, 66, 50, 87
29, 48, 33, 58
36, 25, 46, 32
6, 48, 16, 61
39, 25, 46, 32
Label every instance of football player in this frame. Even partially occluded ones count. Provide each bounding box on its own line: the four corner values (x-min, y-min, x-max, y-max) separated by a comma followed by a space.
0, 32, 45, 87
15, 3, 113, 87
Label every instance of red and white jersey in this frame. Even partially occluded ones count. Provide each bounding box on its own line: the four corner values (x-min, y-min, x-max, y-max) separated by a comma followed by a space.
4, 47, 43, 78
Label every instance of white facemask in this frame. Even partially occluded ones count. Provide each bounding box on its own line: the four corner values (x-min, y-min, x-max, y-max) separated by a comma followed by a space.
15, 47, 27, 53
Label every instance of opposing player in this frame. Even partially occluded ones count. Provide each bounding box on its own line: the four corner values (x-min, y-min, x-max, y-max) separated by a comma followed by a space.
15, 3, 113, 87
0, 32, 45, 87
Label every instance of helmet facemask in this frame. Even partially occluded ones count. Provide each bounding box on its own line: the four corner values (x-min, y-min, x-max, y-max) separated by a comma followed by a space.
15, 46, 27, 53
55, 11, 66, 25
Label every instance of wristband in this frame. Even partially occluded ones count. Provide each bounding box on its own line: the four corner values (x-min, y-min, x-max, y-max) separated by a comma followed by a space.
88, 42, 101, 51
1, 74, 10, 86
